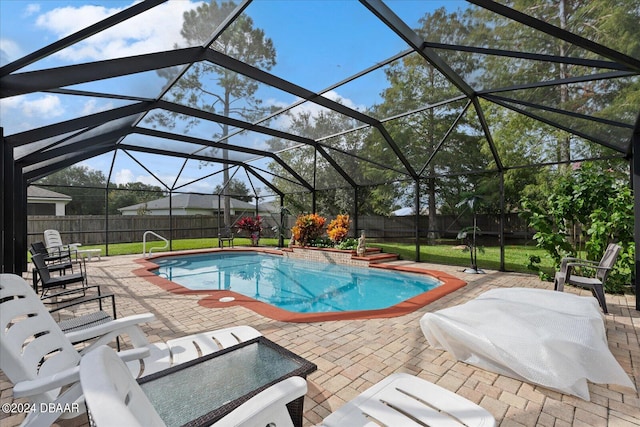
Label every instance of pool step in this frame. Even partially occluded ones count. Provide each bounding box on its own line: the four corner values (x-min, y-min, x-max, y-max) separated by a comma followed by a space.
352, 251, 399, 264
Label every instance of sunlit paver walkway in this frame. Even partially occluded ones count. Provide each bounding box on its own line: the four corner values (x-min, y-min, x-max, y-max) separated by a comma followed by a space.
2, 251, 638, 427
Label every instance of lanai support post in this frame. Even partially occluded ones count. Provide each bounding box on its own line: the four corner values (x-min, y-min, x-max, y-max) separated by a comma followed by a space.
312, 149, 317, 213
15, 172, 27, 273
217, 193, 222, 235
354, 186, 359, 237
168, 190, 173, 251
1, 127, 14, 272
0, 129, 26, 273
499, 171, 505, 271
279, 195, 285, 248
415, 179, 420, 262
632, 115, 640, 311
104, 186, 109, 256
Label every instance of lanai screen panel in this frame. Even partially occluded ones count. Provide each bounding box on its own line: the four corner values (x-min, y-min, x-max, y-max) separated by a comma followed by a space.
1, 0, 638, 203
383, 100, 472, 174
227, 0, 413, 92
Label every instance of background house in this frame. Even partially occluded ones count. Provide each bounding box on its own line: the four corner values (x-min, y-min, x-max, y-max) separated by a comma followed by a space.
27, 186, 71, 216
118, 194, 274, 217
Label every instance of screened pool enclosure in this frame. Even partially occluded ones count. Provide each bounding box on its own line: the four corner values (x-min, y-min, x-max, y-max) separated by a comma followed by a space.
1, 0, 639, 305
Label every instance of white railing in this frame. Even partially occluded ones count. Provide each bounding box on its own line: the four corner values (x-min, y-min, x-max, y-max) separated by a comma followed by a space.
143, 231, 169, 258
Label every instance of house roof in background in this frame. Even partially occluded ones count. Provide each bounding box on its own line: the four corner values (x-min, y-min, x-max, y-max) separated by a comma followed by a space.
27, 186, 72, 201
118, 193, 259, 212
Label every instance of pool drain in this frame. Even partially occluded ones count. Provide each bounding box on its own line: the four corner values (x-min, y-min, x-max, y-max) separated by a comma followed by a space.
219, 296, 235, 303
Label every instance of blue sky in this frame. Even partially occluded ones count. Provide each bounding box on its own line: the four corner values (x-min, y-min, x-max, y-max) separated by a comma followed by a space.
1, 0, 465, 194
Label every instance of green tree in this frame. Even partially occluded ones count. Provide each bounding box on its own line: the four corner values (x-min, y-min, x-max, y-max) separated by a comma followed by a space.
470, 0, 640, 164
267, 106, 399, 217
374, 8, 488, 232
520, 161, 633, 292
107, 182, 165, 215
36, 166, 107, 215
148, 0, 276, 227
213, 178, 253, 202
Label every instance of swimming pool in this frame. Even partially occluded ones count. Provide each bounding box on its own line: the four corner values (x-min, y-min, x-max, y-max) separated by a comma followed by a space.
152, 252, 442, 314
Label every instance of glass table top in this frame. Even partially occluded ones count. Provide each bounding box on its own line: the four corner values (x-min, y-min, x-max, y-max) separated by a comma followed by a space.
138, 337, 316, 427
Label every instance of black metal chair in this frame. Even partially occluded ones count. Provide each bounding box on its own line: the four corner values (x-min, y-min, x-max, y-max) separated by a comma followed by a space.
31, 252, 87, 298
218, 227, 235, 248
30, 241, 75, 291
30, 241, 73, 264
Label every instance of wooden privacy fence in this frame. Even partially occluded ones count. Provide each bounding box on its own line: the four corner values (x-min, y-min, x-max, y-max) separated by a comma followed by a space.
27, 213, 532, 247
27, 215, 265, 246
360, 213, 533, 243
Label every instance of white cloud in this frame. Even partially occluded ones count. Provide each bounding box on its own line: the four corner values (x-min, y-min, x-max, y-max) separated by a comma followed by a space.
23, 3, 41, 17
114, 169, 134, 185
0, 95, 23, 110
35, 0, 203, 62
270, 90, 366, 130
3, 94, 65, 118
321, 90, 364, 111
81, 99, 114, 116
0, 38, 22, 65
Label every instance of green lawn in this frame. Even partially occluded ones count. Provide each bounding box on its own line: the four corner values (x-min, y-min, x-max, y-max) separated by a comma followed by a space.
374, 243, 554, 275
80, 238, 552, 276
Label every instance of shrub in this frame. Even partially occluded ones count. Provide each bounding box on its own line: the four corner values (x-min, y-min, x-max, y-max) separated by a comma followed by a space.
291, 213, 326, 246
327, 214, 351, 244
310, 237, 334, 248
337, 238, 358, 250
235, 216, 263, 236
520, 163, 634, 293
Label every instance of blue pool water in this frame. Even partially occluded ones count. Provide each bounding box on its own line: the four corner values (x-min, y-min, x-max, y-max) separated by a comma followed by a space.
152, 252, 441, 314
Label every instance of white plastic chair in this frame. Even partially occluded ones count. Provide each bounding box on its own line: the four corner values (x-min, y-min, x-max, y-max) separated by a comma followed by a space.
44, 229, 81, 252
81, 345, 307, 427
321, 373, 496, 427
0, 273, 261, 426
0, 273, 154, 426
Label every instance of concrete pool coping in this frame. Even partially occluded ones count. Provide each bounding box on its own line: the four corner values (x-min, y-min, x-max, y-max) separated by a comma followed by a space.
133, 247, 467, 323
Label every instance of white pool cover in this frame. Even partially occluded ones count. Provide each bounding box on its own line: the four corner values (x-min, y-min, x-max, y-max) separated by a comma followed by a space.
420, 288, 635, 400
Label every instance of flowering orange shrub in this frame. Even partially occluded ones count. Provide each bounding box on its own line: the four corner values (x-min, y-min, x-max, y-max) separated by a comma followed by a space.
327, 214, 350, 243
291, 213, 326, 246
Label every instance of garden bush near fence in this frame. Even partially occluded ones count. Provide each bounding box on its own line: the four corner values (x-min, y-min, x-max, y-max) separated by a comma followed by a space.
520, 163, 634, 294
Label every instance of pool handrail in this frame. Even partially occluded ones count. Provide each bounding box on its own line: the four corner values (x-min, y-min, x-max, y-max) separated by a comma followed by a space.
143, 231, 168, 258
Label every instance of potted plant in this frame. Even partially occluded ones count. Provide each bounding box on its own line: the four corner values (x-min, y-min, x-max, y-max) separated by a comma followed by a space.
235, 216, 263, 246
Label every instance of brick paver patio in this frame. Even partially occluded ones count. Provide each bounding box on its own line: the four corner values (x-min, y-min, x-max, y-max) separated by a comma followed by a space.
2, 252, 638, 426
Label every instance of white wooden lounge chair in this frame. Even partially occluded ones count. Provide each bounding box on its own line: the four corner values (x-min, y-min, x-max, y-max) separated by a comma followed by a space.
0, 273, 261, 426
554, 243, 621, 313
80, 346, 495, 427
